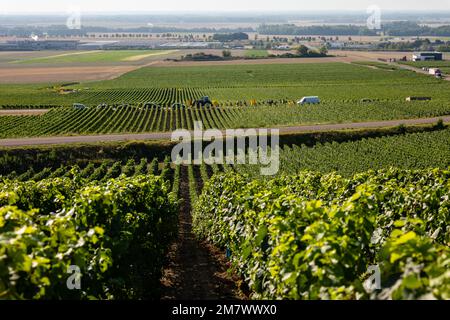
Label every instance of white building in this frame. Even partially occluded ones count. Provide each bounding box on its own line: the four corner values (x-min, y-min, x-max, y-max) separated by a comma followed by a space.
412, 52, 443, 62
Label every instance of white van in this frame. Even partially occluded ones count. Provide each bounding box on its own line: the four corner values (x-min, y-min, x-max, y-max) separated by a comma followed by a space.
297, 96, 320, 105
73, 103, 86, 109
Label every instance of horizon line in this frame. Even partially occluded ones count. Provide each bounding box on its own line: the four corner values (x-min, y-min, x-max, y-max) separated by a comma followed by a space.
2, 9, 450, 15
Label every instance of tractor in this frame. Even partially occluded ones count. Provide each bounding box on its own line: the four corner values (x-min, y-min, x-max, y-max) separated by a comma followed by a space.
193, 96, 212, 107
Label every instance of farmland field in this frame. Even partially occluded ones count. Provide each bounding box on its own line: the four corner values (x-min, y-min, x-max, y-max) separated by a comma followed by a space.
0, 62, 450, 137
399, 60, 450, 68
194, 167, 450, 299
245, 49, 269, 58
351, 61, 400, 70
0, 102, 449, 138
1, 124, 449, 299
3, 62, 450, 105
84, 62, 443, 89
12, 50, 178, 64
399, 60, 450, 75
236, 127, 450, 177
0, 156, 179, 299
1, 53, 450, 302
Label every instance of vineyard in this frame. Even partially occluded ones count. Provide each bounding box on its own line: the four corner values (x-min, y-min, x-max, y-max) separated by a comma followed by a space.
0, 62, 449, 139
193, 168, 450, 299
1, 62, 450, 108
1, 59, 450, 301
1, 101, 450, 138
236, 127, 450, 177
1, 125, 450, 299
0, 158, 179, 299
0, 105, 244, 137
73, 88, 210, 106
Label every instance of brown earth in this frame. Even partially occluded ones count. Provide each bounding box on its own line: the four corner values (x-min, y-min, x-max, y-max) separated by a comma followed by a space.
160, 165, 245, 300
0, 49, 421, 84
331, 50, 414, 61
0, 65, 142, 83
0, 109, 49, 116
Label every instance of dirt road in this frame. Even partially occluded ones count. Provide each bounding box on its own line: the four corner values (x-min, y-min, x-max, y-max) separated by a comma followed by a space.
161, 166, 243, 299
0, 116, 448, 147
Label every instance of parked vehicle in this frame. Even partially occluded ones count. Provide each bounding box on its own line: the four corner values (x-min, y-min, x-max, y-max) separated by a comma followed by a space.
429, 68, 441, 76
73, 103, 86, 109
297, 96, 320, 105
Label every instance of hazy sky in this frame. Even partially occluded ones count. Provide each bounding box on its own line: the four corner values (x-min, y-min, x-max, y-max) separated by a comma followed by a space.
0, 0, 450, 13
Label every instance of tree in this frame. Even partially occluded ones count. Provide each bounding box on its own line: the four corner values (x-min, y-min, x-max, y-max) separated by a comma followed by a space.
319, 46, 328, 56
297, 45, 309, 56
222, 50, 232, 58
437, 45, 450, 52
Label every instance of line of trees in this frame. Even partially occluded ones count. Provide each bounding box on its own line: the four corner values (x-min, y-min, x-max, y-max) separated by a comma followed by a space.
257, 22, 450, 37
257, 24, 377, 36
212, 32, 249, 42
375, 39, 450, 52
0, 26, 254, 38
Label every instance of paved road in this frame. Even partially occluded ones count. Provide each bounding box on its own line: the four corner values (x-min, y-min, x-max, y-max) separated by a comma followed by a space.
0, 116, 448, 147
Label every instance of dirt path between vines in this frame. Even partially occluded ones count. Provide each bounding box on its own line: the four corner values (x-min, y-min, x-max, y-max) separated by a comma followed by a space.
160, 166, 244, 300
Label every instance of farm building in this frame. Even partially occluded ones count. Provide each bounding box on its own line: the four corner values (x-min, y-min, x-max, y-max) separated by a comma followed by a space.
412, 52, 443, 61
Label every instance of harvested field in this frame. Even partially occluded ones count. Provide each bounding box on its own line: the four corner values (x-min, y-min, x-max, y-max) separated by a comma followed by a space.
330, 50, 414, 61
15, 50, 178, 64
0, 65, 142, 83
0, 109, 49, 116
0, 49, 415, 84
122, 50, 179, 61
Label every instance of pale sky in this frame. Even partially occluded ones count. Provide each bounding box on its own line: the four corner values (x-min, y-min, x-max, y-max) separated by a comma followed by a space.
0, 0, 449, 14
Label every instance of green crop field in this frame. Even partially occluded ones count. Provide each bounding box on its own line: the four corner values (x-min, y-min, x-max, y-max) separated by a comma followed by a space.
1, 102, 449, 138
352, 61, 400, 70
12, 50, 177, 64
1, 62, 450, 137
236, 127, 450, 177
0, 156, 180, 299
245, 49, 269, 58
2, 62, 450, 103
1, 121, 449, 300
1, 59, 450, 300
84, 62, 442, 89
194, 167, 450, 300
399, 60, 450, 68
73, 87, 209, 106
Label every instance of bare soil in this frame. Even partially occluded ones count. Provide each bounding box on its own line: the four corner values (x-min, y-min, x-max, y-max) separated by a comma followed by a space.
0, 66, 140, 83
330, 50, 413, 61
0, 49, 420, 84
160, 165, 245, 300
0, 109, 49, 116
